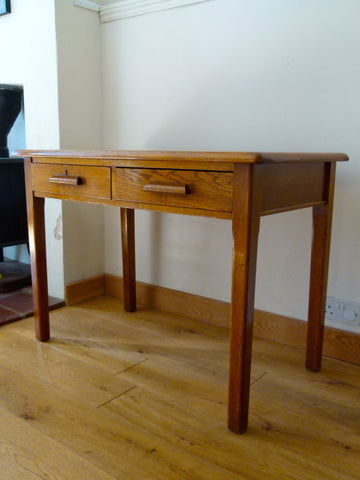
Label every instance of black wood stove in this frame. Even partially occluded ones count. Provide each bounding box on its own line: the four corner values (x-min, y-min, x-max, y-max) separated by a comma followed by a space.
0, 85, 31, 292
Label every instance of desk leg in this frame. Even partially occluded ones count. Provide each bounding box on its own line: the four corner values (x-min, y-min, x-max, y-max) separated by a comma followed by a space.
228, 165, 262, 433
24, 159, 50, 342
121, 208, 136, 311
306, 164, 336, 371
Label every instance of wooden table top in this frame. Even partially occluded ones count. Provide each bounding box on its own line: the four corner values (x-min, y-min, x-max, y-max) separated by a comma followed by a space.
13, 150, 349, 164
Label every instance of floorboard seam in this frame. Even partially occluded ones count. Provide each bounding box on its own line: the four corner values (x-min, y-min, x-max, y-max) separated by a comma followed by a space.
96, 385, 138, 408
114, 358, 148, 375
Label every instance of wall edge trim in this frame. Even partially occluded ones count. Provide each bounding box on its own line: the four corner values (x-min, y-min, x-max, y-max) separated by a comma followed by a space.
99, 0, 212, 23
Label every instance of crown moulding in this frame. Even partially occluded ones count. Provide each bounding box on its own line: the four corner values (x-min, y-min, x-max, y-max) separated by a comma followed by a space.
74, 0, 212, 22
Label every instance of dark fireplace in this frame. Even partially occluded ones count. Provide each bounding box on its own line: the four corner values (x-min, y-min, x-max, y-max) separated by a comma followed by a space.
0, 85, 31, 292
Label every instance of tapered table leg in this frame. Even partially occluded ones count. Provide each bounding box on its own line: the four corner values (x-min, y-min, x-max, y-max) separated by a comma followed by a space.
24, 158, 50, 341
306, 163, 336, 371
228, 164, 262, 433
121, 208, 136, 311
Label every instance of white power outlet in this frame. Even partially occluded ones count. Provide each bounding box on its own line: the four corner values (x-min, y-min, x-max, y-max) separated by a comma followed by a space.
325, 296, 360, 326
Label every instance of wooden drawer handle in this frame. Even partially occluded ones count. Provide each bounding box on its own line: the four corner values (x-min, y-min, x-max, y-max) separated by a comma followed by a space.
49, 173, 82, 186
143, 182, 190, 195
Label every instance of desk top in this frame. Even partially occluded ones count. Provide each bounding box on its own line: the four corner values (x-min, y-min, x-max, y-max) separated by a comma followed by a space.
13, 150, 348, 165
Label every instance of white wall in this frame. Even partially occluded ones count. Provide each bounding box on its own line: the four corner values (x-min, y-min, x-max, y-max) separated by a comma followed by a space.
101, 0, 360, 330
55, 0, 104, 285
0, 0, 64, 297
1, 0, 105, 296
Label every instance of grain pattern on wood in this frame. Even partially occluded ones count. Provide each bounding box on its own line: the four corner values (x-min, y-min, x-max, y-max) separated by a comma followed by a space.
143, 182, 190, 195
121, 208, 136, 311
306, 163, 336, 371
104, 273, 231, 328
250, 372, 360, 477
260, 162, 326, 214
29, 191, 233, 219
13, 149, 349, 164
65, 275, 105, 305
1, 296, 359, 479
49, 173, 81, 185
0, 364, 240, 479
31, 163, 111, 200
0, 405, 116, 480
103, 274, 360, 366
22, 156, 237, 171
14, 149, 261, 163
115, 168, 233, 212
10, 307, 147, 376
0, 330, 135, 407
24, 158, 50, 341
228, 164, 262, 433
103, 384, 359, 480
258, 152, 348, 163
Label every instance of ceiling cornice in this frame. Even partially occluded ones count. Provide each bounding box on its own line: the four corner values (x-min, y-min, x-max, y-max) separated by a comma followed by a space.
74, 0, 101, 12
75, 0, 212, 23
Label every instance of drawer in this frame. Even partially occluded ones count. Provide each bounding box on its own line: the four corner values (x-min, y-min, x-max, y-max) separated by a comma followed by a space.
31, 164, 111, 200
114, 168, 233, 212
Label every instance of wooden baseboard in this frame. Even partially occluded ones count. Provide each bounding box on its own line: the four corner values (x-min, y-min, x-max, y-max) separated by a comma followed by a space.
252, 310, 360, 366
104, 273, 231, 327
65, 275, 105, 305
67, 273, 360, 366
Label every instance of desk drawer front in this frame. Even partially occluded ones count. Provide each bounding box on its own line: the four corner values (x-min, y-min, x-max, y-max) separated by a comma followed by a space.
115, 168, 233, 212
31, 164, 111, 200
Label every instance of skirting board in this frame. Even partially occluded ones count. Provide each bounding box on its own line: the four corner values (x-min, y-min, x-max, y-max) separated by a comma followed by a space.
65, 274, 360, 366
65, 275, 105, 305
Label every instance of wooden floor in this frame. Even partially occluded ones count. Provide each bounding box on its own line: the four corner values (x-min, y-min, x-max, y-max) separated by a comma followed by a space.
0, 296, 359, 479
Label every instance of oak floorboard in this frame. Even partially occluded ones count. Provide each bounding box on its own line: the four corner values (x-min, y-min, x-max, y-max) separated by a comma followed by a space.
0, 329, 135, 407
9, 299, 259, 381
0, 360, 240, 479
102, 386, 356, 480
0, 404, 117, 480
69, 297, 258, 379
250, 373, 360, 478
253, 337, 360, 386
116, 354, 230, 423
0, 295, 359, 479
8, 308, 147, 375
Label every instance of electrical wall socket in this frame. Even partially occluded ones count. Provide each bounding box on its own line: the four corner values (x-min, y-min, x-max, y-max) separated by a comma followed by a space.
325, 296, 360, 326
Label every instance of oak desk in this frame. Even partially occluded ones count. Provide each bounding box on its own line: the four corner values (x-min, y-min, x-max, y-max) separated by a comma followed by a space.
15, 150, 348, 434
